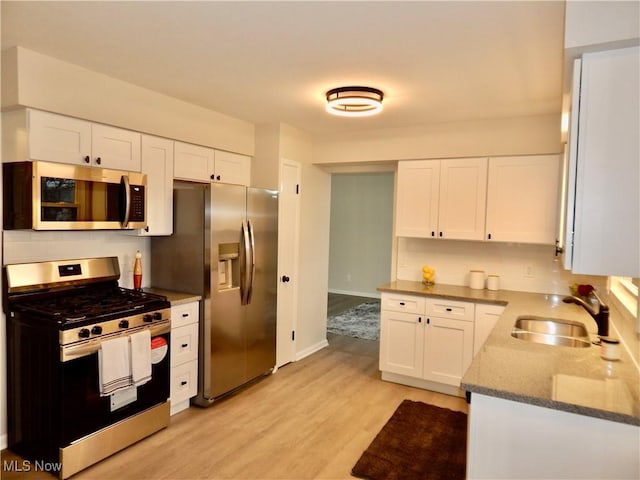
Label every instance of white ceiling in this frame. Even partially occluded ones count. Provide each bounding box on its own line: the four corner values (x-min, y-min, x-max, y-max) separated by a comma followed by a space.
1, 1, 566, 137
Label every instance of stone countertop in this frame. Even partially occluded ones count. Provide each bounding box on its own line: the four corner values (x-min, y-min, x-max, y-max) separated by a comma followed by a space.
378, 280, 640, 426
145, 287, 201, 306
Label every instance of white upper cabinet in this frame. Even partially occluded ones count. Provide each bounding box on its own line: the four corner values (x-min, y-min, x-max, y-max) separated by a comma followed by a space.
137, 135, 174, 236
174, 141, 215, 182
395, 157, 487, 241
213, 150, 251, 186
486, 155, 561, 244
564, 47, 639, 276
90, 123, 142, 171
438, 158, 488, 240
7, 109, 141, 171
395, 160, 440, 237
174, 141, 251, 186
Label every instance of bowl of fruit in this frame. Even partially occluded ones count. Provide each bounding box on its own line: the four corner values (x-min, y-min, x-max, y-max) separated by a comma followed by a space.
422, 266, 435, 286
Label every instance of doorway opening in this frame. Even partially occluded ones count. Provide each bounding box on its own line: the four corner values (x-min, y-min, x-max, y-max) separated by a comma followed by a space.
327, 172, 394, 340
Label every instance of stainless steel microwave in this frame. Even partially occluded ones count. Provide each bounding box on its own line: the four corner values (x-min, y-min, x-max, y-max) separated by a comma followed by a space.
3, 161, 147, 230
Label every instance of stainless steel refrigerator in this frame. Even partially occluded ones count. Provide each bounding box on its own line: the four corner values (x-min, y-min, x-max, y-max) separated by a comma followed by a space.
151, 181, 278, 405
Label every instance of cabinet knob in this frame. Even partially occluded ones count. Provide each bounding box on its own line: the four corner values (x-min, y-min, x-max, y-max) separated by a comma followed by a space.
182, 343, 188, 348
84, 155, 90, 164
144, 226, 150, 232
399, 302, 405, 306
418, 317, 422, 323
281, 275, 290, 283
210, 174, 215, 180
439, 232, 443, 237
431, 231, 435, 237
427, 318, 430, 324
95, 157, 102, 165
487, 233, 492, 240
182, 313, 189, 318
216, 175, 221, 181
181, 380, 188, 386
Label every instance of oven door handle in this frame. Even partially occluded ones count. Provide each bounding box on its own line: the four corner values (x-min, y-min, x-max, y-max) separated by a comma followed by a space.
60, 321, 170, 362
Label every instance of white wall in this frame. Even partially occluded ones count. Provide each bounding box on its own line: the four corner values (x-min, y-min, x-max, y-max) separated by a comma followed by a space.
396, 238, 606, 295
313, 114, 561, 165
329, 173, 394, 297
1, 47, 255, 155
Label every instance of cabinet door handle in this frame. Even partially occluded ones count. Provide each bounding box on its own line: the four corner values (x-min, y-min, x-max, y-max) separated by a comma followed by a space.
418, 317, 421, 323
439, 232, 443, 237
446, 308, 452, 312
181, 380, 188, 386
182, 343, 188, 348
216, 175, 221, 181
95, 157, 102, 165
84, 155, 90, 164
431, 231, 435, 237
399, 302, 405, 306
427, 318, 430, 324
487, 233, 492, 240
182, 313, 189, 317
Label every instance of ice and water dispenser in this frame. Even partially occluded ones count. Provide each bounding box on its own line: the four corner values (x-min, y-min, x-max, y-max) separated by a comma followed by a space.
218, 242, 240, 290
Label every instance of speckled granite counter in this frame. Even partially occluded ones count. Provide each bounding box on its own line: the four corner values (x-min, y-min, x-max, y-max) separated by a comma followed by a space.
378, 280, 640, 426
145, 287, 201, 306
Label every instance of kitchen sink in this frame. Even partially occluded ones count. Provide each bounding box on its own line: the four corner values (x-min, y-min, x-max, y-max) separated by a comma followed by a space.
511, 316, 591, 348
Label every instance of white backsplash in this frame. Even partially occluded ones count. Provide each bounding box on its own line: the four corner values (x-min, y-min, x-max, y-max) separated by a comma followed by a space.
396, 237, 607, 295
2, 230, 151, 290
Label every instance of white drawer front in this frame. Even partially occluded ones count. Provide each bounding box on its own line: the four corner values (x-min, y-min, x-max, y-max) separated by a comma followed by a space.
427, 298, 474, 321
171, 323, 199, 366
171, 361, 197, 404
381, 294, 426, 315
171, 301, 199, 329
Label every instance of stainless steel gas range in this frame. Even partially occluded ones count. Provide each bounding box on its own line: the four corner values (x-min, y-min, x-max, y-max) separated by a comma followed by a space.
4, 257, 171, 479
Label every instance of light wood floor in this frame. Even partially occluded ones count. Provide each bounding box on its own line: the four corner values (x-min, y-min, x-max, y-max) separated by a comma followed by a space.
327, 293, 379, 317
2, 334, 467, 480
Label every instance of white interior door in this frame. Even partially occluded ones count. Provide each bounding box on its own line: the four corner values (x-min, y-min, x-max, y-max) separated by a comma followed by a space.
276, 158, 301, 367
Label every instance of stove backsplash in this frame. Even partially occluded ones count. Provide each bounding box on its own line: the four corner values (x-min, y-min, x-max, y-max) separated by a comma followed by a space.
2, 230, 150, 290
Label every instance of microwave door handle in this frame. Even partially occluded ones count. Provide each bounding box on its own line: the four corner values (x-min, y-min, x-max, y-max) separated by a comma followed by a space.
121, 175, 131, 228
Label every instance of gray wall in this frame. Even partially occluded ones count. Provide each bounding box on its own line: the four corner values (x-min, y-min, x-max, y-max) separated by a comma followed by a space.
328, 173, 394, 297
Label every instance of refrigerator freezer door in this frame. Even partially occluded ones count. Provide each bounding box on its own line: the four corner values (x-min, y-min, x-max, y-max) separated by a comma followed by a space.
209, 183, 247, 399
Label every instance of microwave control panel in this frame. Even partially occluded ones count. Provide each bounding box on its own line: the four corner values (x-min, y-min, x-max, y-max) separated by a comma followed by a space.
130, 185, 145, 222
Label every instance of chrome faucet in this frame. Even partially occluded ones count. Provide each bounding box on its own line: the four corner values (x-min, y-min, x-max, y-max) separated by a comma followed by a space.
562, 291, 609, 337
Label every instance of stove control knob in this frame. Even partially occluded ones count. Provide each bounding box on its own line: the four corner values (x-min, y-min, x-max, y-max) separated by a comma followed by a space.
153, 312, 163, 321
91, 326, 103, 335
78, 328, 90, 338
119, 320, 129, 329
143, 314, 153, 323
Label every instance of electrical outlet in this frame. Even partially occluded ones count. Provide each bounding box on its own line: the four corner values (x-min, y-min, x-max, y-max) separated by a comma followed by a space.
524, 265, 534, 278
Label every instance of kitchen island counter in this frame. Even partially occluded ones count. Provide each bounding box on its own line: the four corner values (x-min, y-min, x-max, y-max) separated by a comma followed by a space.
378, 280, 640, 426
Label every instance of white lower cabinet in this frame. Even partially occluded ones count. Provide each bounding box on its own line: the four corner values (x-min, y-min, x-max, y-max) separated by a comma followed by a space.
473, 303, 505, 355
170, 301, 199, 415
379, 293, 475, 396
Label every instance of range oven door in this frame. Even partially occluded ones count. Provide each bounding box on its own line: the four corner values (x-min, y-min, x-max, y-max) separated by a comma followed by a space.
3, 160, 147, 230
59, 323, 170, 447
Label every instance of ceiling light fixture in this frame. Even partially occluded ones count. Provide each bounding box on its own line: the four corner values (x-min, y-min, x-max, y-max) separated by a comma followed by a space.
325, 86, 384, 117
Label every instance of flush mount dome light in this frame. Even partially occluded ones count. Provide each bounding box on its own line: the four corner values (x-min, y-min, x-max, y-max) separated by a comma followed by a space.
325, 86, 384, 117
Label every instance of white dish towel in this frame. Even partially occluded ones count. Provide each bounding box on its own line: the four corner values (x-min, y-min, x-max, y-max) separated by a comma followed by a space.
98, 336, 133, 396
130, 329, 152, 387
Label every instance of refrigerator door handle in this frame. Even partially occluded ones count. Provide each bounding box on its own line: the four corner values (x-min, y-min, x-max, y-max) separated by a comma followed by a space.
246, 219, 256, 304
240, 220, 252, 305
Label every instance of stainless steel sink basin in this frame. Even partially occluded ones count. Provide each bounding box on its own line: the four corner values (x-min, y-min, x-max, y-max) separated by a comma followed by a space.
511, 316, 591, 348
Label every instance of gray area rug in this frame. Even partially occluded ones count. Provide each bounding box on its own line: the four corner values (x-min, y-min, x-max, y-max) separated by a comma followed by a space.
327, 301, 381, 340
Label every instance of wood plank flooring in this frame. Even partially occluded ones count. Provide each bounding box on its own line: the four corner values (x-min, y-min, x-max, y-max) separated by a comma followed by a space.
2, 334, 467, 480
327, 293, 379, 317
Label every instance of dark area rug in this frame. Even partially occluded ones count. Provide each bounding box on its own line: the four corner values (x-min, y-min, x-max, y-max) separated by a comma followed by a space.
327, 301, 380, 340
352, 399, 468, 480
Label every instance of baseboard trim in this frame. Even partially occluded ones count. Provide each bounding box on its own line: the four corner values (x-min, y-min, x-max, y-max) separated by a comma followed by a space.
381, 371, 465, 398
295, 339, 329, 361
328, 288, 380, 299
